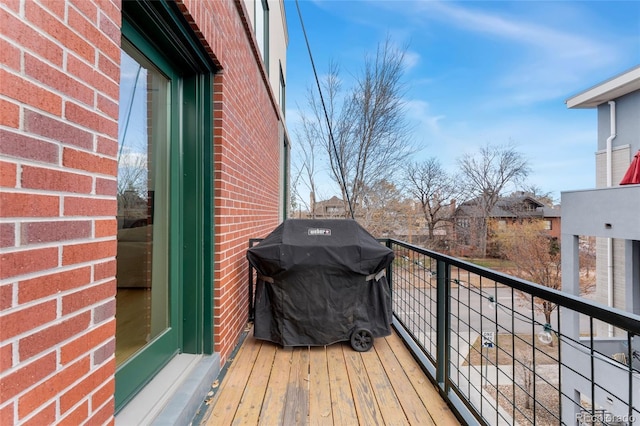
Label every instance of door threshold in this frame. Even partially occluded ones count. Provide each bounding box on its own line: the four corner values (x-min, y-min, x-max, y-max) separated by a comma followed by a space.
115, 353, 220, 426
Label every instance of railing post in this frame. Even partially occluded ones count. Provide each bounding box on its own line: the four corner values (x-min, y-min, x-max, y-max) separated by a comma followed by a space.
436, 259, 450, 392
248, 263, 255, 322
385, 239, 393, 296
248, 239, 259, 322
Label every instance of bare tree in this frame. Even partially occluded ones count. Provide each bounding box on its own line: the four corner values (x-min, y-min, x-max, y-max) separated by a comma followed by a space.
496, 222, 595, 349
292, 103, 325, 217
404, 158, 460, 245
117, 149, 149, 228
117, 149, 147, 199
458, 143, 530, 257
360, 179, 405, 237
298, 37, 415, 218
495, 221, 562, 348
494, 221, 561, 334
288, 167, 306, 218
292, 59, 346, 216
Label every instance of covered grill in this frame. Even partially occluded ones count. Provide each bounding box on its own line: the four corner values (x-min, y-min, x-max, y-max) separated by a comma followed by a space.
247, 219, 394, 351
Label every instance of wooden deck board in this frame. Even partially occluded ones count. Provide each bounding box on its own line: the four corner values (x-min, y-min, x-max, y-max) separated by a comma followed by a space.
343, 347, 384, 425
203, 328, 461, 426
326, 344, 358, 425
232, 342, 276, 425
375, 336, 434, 425
258, 347, 292, 426
283, 349, 309, 425
309, 346, 333, 425
360, 348, 409, 425
205, 335, 262, 425
385, 333, 461, 426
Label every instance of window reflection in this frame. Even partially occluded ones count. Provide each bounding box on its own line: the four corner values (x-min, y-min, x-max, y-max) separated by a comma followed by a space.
116, 41, 170, 366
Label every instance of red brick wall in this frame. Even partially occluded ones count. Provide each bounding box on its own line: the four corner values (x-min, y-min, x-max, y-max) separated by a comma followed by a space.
1, 0, 283, 422
549, 216, 562, 240
178, 0, 283, 363
0, 0, 121, 424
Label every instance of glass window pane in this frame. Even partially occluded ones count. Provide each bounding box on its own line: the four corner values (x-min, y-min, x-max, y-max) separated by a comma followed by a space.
116, 41, 170, 366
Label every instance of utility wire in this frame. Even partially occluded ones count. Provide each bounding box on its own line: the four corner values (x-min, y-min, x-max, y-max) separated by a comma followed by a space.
294, 0, 355, 220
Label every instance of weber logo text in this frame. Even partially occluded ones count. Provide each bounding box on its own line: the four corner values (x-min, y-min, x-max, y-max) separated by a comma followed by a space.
308, 228, 331, 236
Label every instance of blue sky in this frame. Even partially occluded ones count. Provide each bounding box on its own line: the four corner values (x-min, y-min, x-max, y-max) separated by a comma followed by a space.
283, 0, 640, 203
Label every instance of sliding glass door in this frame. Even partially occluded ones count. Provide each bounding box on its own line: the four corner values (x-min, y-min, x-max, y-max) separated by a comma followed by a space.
115, 0, 214, 410
115, 34, 180, 408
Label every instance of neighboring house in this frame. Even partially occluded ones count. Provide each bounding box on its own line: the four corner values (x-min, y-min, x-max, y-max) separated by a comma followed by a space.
561, 65, 640, 421
0, 1, 289, 424
307, 195, 349, 218
452, 192, 561, 255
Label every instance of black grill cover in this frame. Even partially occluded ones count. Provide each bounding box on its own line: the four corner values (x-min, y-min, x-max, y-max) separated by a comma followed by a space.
247, 219, 394, 347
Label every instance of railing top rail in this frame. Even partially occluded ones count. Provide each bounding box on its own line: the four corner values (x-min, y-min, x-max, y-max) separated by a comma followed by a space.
384, 238, 640, 335
247, 236, 640, 334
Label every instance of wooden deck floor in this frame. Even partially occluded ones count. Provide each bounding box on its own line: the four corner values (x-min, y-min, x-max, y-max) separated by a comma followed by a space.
201, 327, 460, 425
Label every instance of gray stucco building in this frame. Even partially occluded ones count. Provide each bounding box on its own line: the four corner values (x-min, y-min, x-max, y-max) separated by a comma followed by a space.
562, 65, 640, 422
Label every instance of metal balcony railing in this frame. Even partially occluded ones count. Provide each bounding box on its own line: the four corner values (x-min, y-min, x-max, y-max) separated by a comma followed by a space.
248, 237, 640, 425
386, 238, 640, 426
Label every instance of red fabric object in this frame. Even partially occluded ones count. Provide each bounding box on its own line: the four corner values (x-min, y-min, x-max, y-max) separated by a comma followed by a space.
620, 150, 640, 185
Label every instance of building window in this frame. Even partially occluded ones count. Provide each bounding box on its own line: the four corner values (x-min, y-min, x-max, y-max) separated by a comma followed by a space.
255, 0, 269, 69
279, 61, 285, 117
117, 39, 171, 368
282, 134, 289, 219
544, 220, 552, 230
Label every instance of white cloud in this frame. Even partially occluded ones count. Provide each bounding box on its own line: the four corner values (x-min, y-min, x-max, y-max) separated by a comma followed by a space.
405, 1, 624, 106
403, 99, 445, 135
413, 1, 607, 54
402, 50, 421, 71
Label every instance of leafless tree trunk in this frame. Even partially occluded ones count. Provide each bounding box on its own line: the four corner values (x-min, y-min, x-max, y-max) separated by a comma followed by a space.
458, 143, 530, 257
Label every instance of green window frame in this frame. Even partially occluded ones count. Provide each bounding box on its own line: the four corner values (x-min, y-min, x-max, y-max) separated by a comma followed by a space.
116, 0, 215, 411
282, 133, 290, 219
